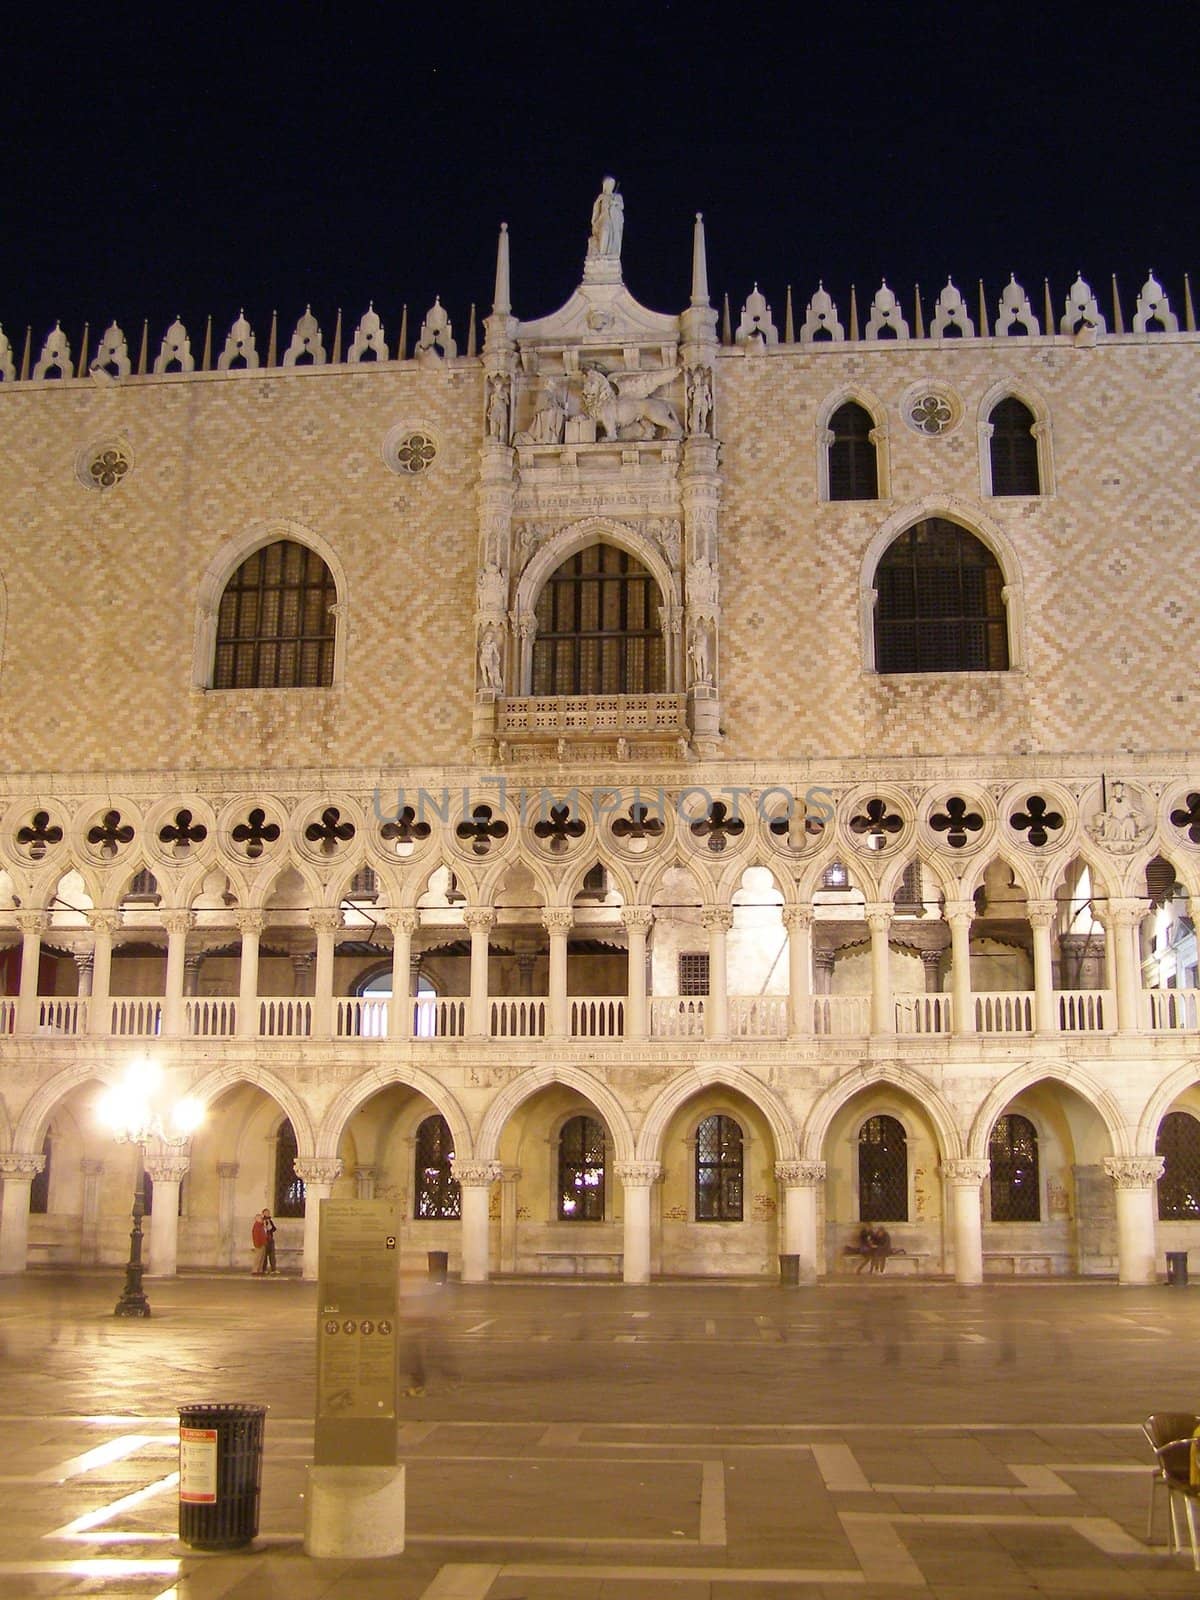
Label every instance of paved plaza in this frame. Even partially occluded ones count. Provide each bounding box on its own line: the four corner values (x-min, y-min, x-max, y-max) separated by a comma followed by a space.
2, 1271, 1200, 1597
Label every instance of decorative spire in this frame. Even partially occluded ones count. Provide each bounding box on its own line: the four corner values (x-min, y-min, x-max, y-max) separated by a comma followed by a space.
267, 311, 279, 366
466, 303, 477, 358
19, 326, 30, 381
976, 280, 989, 337
690, 213, 710, 307
913, 284, 925, 339
397, 304, 408, 361
1111, 274, 1125, 334
137, 319, 149, 376
721, 293, 731, 345
493, 222, 511, 316
76, 322, 89, 378
784, 285, 794, 344
331, 308, 343, 365
1043, 279, 1053, 336
848, 284, 860, 342
1185, 273, 1196, 333
201, 315, 213, 371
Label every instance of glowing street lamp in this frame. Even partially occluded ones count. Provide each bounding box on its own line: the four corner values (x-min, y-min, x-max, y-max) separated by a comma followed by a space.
97, 1055, 204, 1317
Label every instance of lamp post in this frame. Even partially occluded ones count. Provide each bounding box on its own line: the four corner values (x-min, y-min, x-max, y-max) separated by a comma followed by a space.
96, 1055, 204, 1318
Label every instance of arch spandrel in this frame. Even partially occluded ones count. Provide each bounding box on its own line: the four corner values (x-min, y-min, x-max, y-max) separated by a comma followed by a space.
316, 1063, 473, 1162
801, 1062, 963, 1164
967, 1058, 1130, 1162
1137, 1060, 1200, 1155
184, 1063, 318, 1156
475, 1063, 635, 1165
634, 1064, 797, 1165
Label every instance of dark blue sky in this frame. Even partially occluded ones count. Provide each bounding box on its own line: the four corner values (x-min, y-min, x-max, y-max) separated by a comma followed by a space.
3, 4, 1195, 355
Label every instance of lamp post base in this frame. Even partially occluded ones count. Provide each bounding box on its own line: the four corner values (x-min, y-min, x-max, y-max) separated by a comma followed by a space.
114, 1192, 152, 1318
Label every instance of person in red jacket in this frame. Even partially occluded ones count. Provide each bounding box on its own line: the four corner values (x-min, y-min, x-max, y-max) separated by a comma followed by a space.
251, 1211, 268, 1275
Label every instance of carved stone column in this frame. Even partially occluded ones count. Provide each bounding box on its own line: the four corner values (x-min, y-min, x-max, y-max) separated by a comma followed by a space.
499, 1165, 521, 1275
80, 1157, 105, 1264
162, 912, 192, 1036
783, 909, 813, 1037
1103, 1155, 1164, 1284
310, 908, 341, 1038
616, 1161, 661, 1284
216, 1160, 239, 1268
0, 1153, 44, 1273
291, 952, 314, 997
1105, 899, 1147, 1034
941, 1159, 990, 1285
1027, 899, 1058, 1035
543, 909, 573, 1039
775, 1159, 826, 1284
294, 1158, 344, 1282
235, 911, 265, 1039
15, 913, 47, 1035
702, 907, 732, 1039
183, 953, 204, 998
920, 948, 944, 994
87, 911, 119, 1037
385, 911, 417, 1039
145, 1151, 190, 1277
813, 947, 836, 996
681, 441, 722, 756
865, 905, 894, 1036
453, 1160, 501, 1283
73, 951, 94, 998
354, 1166, 377, 1201
465, 910, 494, 1039
945, 901, 976, 1037
621, 908, 653, 1039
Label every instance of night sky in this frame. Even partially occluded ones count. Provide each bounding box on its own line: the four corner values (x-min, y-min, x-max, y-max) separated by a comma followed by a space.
3, 4, 1196, 357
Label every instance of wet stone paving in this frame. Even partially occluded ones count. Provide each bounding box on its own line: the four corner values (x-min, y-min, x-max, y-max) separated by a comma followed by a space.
1, 1272, 1199, 1597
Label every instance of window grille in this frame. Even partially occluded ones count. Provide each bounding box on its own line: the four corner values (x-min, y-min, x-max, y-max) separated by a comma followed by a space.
348, 865, 378, 901
989, 398, 1040, 495
126, 869, 159, 902
989, 1113, 1040, 1221
1157, 1111, 1200, 1219
214, 539, 337, 689
580, 862, 608, 898
558, 1114, 606, 1220
274, 1118, 305, 1217
875, 518, 1009, 673
532, 543, 665, 695
29, 1132, 51, 1214
895, 860, 923, 912
828, 401, 878, 500
696, 1114, 743, 1221
858, 1114, 908, 1221
414, 1115, 461, 1220
679, 951, 710, 996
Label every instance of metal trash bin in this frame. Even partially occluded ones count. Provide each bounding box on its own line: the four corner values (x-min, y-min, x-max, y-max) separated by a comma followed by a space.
179, 1402, 267, 1550
779, 1253, 801, 1286
427, 1250, 449, 1282
1166, 1251, 1189, 1286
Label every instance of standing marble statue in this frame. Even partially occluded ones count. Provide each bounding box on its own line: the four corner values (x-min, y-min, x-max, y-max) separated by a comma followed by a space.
486, 375, 510, 443
479, 629, 504, 693
588, 177, 624, 260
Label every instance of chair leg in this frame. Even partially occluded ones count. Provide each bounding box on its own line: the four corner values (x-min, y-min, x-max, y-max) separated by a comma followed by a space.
1148, 1476, 1159, 1542
1187, 1496, 1200, 1572
1168, 1488, 1181, 1553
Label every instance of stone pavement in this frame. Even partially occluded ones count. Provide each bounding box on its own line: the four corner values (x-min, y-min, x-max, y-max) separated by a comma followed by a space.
2, 1271, 1200, 1597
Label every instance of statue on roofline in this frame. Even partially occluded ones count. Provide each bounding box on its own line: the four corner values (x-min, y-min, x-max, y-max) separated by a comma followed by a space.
588, 176, 624, 261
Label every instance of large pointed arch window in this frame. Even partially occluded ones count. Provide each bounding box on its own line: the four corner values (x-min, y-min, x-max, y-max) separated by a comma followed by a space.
988, 398, 1040, 496
989, 1113, 1040, 1221
414, 1114, 461, 1220
532, 544, 665, 695
213, 539, 337, 688
827, 401, 879, 500
274, 1118, 305, 1217
874, 518, 1009, 673
859, 1114, 908, 1221
1157, 1111, 1200, 1219
557, 1114, 606, 1220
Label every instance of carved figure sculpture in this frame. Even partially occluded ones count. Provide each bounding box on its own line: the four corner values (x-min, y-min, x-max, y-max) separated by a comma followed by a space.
486, 375, 510, 442
514, 377, 567, 445
476, 562, 507, 613
688, 621, 712, 685
580, 367, 680, 441
686, 366, 713, 435
687, 556, 719, 616
588, 177, 624, 260
1087, 780, 1149, 851
478, 628, 504, 693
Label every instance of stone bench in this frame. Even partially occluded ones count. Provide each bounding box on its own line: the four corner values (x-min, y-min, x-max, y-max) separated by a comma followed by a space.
535, 1250, 624, 1276
983, 1250, 1058, 1276
840, 1250, 934, 1276
27, 1242, 70, 1265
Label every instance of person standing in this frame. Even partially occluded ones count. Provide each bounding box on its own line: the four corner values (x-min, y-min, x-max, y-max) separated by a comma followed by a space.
261, 1210, 278, 1274
251, 1210, 268, 1275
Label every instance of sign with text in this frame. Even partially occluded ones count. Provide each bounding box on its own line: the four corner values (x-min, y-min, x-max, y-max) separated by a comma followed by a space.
315, 1198, 400, 1466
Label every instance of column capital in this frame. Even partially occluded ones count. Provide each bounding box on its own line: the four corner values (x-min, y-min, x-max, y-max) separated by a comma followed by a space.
80, 1157, 106, 1176
235, 910, 266, 936
781, 907, 814, 932
463, 908, 495, 934
163, 911, 193, 937
383, 909, 419, 935
774, 1159, 826, 1187
701, 906, 733, 933
216, 1161, 239, 1179
309, 908, 343, 936
1103, 898, 1146, 929
864, 904, 893, 933
16, 912, 48, 937
293, 1157, 343, 1186
1103, 1154, 1164, 1189
1026, 898, 1057, 928
86, 910, 120, 936
0, 1153, 45, 1180
940, 1158, 990, 1187
144, 1154, 190, 1184
621, 906, 654, 933
943, 899, 974, 925
615, 1160, 662, 1187
542, 908, 574, 934
451, 1158, 502, 1188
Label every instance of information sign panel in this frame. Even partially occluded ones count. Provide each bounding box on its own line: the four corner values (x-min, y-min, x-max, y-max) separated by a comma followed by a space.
179, 1427, 218, 1503
314, 1199, 400, 1466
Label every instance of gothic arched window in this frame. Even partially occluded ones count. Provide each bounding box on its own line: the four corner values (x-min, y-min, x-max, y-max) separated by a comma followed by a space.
414, 1114, 461, 1220
532, 544, 665, 696
29, 1132, 51, 1214
557, 1114, 606, 1220
989, 1113, 1040, 1221
828, 401, 879, 501
213, 539, 337, 689
696, 1114, 744, 1221
858, 1114, 908, 1221
274, 1118, 305, 1217
1157, 1111, 1200, 1220
874, 518, 1009, 673
988, 397, 1040, 496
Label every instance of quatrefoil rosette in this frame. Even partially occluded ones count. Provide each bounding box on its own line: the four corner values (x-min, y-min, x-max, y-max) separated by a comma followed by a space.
838, 787, 914, 858
5, 801, 69, 867
528, 797, 590, 860
449, 797, 513, 862
760, 790, 830, 858
75, 797, 144, 866
607, 792, 677, 858
999, 782, 1077, 853
1163, 785, 1200, 850
919, 789, 994, 857
216, 796, 290, 866
142, 796, 217, 870
369, 798, 436, 865
678, 790, 753, 859
295, 796, 364, 867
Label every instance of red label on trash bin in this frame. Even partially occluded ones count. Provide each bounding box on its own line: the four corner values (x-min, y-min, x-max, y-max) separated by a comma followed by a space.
179, 1427, 218, 1503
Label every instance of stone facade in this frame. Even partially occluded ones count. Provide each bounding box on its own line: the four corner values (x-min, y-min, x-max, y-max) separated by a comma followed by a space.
0, 185, 1196, 1287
